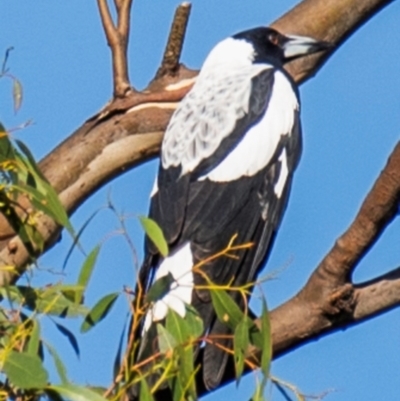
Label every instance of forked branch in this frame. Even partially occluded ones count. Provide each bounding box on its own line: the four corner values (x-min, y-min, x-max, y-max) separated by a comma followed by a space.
97, 0, 134, 97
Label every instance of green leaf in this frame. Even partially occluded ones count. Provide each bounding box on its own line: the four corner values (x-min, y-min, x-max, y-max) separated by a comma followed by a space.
145, 272, 174, 303
165, 310, 198, 401
27, 319, 41, 356
165, 309, 190, 344
259, 298, 272, 379
15, 139, 75, 237
251, 380, 266, 401
234, 318, 249, 384
184, 305, 204, 338
75, 245, 100, 303
37, 286, 89, 317
0, 285, 89, 318
139, 378, 155, 401
12, 78, 23, 113
46, 342, 69, 384
3, 350, 48, 389
49, 384, 108, 401
63, 209, 102, 270
157, 324, 177, 354
113, 314, 129, 379
0, 123, 16, 164
139, 216, 169, 257
81, 292, 119, 333
53, 321, 80, 357
210, 288, 245, 330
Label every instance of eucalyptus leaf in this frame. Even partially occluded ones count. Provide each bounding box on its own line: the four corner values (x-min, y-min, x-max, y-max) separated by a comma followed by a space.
234, 318, 249, 384
53, 321, 80, 357
145, 272, 174, 303
3, 351, 48, 389
210, 288, 244, 330
46, 343, 69, 384
139, 378, 155, 401
49, 384, 108, 401
157, 324, 178, 353
27, 319, 41, 356
75, 245, 100, 303
139, 216, 169, 257
81, 292, 119, 333
12, 78, 23, 113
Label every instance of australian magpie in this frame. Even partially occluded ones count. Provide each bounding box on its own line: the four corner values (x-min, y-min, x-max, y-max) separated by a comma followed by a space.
135, 26, 329, 391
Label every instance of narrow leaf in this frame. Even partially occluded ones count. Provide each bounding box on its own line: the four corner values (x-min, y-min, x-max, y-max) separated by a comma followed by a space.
49, 384, 108, 401
260, 298, 272, 378
15, 140, 75, 236
184, 305, 204, 338
139, 216, 168, 257
3, 351, 48, 389
63, 209, 102, 270
81, 292, 119, 333
113, 314, 129, 379
145, 272, 174, 303
46, 343, 69, 384
27, 319, 41, 356
157, 324, 177, 354
12, 78, 23, 113
165, 309, 190, 344
37, 287, 89, 317
0, 122, 16, 163
75, 245, 100, 303
210, 288, 244, 330
233, 318, 249, 384
139, 378, 155, 401
53, 321, 80, 357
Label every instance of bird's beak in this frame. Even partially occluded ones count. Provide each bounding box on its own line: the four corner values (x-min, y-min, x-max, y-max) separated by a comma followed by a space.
282, 34, 332, 61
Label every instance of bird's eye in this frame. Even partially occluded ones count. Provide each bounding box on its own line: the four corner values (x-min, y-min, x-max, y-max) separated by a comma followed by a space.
268, 32, 280, 46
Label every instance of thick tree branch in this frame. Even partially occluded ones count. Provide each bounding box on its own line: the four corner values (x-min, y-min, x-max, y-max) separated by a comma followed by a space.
273, 0, 395, 83
308, 142, 400, 290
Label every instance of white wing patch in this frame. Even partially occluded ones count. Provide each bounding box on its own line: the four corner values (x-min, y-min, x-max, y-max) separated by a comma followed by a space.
150, 175, 158, 197
143, 242, 194, 332
274, 149, 289, 198
198, 71, 298, 182
161, 63, 272, 175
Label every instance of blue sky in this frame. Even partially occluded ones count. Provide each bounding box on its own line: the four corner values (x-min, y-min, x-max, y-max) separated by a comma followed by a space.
2, 1, 400, 400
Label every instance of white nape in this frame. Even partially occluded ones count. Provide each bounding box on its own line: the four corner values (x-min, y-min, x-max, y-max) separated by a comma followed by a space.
274, 148, 289, 198
198, 70, 298, 182
143, 242, 194, 332
201, 38, 255, 69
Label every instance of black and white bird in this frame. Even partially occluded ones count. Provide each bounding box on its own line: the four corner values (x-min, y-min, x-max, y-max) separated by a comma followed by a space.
136, 27, 329, 390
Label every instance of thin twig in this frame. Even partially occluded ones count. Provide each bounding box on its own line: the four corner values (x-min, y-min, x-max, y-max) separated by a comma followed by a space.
97, 0, 116, 45
97, 0, 134, 97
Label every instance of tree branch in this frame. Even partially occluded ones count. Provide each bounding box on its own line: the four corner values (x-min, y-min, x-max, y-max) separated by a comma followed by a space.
155, 2, 192, 79
97, 0, 133, 97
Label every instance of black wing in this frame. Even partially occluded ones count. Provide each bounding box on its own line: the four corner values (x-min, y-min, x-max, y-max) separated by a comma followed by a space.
137, 66, 301, 390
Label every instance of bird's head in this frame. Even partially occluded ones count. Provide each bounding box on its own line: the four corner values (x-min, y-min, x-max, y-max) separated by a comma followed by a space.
202, 27, 331, 69
235, 27, 331, 64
